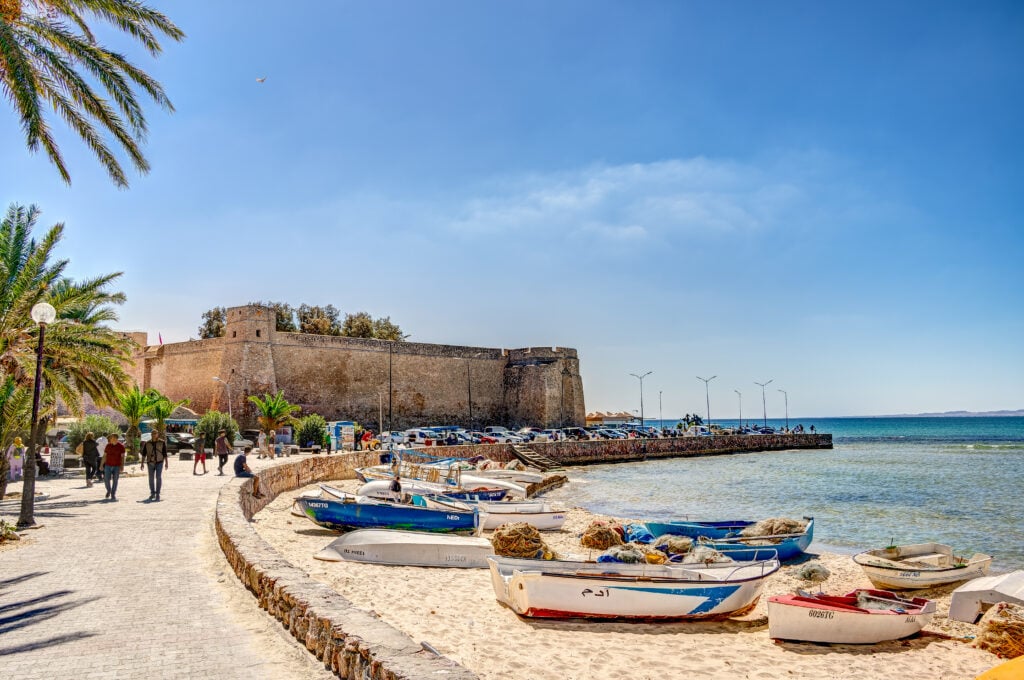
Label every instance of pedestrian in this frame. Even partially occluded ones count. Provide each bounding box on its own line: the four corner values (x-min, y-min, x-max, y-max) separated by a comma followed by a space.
192, 432, 207, 475
102, 433, 125, 501
323, 431, 331, 454
6, 436, 25, 482
95, 433, 108, 483
215, 429, 231, 475
140, 430, 169, 501
257, 430, 267, 459
81, 432, 100, 488
233, 446, 263, 497
269, 429, 280, 458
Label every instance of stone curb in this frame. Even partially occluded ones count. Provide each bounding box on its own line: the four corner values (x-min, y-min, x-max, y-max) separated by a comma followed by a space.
214, 453, 480, 679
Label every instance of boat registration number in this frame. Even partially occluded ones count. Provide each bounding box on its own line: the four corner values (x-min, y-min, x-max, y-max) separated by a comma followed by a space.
808, 610, 834, 619
446, 515, 461, 521
307, 502, 328, 509
444, 554, 468, 562
897, 571, 921, 578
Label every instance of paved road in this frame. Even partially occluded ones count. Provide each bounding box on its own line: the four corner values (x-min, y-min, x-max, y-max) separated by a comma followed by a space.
0, 454, 334, 679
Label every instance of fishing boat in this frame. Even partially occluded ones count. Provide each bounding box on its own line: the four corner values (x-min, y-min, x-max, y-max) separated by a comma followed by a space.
647, 518, 815, 562
293, 491, 479, 533
487, 554, 780, 620
645, 520, 755, 540
852, 543, 993, 590
768, 589, 936, 644
315, 529, 493, 567
357, 479, 508, 502
421, 495, 567, 531
949, 570, 1024, 623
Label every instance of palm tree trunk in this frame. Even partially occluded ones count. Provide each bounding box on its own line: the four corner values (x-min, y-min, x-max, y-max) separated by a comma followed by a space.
17, 420, 41, 527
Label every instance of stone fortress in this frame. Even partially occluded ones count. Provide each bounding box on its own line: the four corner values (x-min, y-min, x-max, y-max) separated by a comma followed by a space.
125, 304, 586, 430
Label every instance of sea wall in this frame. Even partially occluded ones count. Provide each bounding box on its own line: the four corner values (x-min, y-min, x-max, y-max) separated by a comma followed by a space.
214, 453, 478, 680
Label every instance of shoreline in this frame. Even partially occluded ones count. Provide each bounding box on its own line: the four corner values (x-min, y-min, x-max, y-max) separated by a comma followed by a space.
252, 479, 1002, 680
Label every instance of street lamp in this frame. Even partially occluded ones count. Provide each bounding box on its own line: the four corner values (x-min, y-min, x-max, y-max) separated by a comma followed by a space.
658, 390, 663, 431
734, 389, 742, 430
18, 302, 56, 528
754, 379, 773, 429
213, 376, 233, 419
778, 389, 789, 431
696, 375, 716, 431
629, 371, 652, 429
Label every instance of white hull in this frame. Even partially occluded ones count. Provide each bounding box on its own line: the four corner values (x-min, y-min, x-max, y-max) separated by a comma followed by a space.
316, 529, 493, 567
949, 571, 1024, 623
768, 592, 935, 643
853, 543, 992, 590
475, 469, 545, 484
488, 555, 779, 620
481, 509, 566, 531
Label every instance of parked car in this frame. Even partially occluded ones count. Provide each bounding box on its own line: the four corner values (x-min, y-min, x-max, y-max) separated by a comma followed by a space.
483, 426, 511, 435
140, 431, 195, 453
469, 431, 498, 444
561, 427, 591, 441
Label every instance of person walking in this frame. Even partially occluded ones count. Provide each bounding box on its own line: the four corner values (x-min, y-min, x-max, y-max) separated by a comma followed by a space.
140, 431, 169, 501
257, 430, 267, 459
215, 429, 231, 475
94, 433, 108, 483
102, 433, 125, 501
81, 432, 100, 488
192, 432, 207, 475
269, 429, 279, 458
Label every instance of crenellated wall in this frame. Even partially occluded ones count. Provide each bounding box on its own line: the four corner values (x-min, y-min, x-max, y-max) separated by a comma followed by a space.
128, 305, 586, 428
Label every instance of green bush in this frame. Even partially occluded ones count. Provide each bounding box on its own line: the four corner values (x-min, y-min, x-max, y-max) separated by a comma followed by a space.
295, 414, 327, 448
66, 415, 119, 451
195, 411, 238, 452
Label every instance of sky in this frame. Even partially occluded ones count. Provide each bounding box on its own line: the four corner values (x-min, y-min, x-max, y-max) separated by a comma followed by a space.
1, 1, 1022, 418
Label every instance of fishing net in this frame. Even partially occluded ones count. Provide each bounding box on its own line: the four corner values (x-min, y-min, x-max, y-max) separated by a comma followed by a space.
739, 518, 807, 542
597, 543, 668, 564
580, 520, 625, 550
795, 562, 831, 583
491, 522, 554, 559
973, 602, 1024, 659
652, 534, 694, 555
505, 459, 523, 470
678, 546, 734, 565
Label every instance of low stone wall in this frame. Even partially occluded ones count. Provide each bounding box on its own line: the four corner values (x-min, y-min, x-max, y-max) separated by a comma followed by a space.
413, 433, 833, 465
214, 453, 479, 680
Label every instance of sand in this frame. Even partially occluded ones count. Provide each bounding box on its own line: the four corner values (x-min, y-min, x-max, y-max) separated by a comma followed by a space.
252, 479, 1003, 680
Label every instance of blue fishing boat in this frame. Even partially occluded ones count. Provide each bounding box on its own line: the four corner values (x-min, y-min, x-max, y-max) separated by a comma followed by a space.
294, 492, 479, 533
646, 518, 815, 562
645, 520, 755, 539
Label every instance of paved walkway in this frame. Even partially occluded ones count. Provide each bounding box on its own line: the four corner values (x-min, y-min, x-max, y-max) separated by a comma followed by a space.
0, 455, 334, 679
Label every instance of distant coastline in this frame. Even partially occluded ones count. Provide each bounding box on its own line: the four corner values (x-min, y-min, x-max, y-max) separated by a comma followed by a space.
865, 409, 1024, 418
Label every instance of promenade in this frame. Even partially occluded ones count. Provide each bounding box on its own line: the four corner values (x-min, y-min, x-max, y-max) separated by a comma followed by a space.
0, 456, 333, 680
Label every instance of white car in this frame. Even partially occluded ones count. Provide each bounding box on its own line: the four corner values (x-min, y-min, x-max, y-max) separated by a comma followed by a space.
483, 426, 511, 435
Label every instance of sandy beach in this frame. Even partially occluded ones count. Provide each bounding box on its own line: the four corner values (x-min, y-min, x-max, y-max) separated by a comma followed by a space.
252, 479, 1002, 680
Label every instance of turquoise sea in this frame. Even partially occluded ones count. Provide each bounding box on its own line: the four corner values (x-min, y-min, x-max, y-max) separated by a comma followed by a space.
544, 416, 1024, 572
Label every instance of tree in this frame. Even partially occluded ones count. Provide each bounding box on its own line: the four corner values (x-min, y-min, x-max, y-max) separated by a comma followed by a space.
115, 385, 154, 456
247, 391, 300, 435
145, 389, 189, 436
195, 410, 237, 451
297, 304, 340, 336
295, 414, 327, 448
198, 307, 225, 339
0, 376, 30, 499
372, 316, 406, 341
0, 203, 134, 527
0, 0, 184, 187
340, 311, 375, 338
65, 414, 118, 452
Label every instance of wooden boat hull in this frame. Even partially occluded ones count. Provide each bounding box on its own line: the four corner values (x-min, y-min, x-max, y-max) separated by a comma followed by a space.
295, 496, 478, 533
480, 509, 567, 531
768, 589, 936, 644
315, 529, 493, 567
488, 555, 780, 620
853, 543, 993, 590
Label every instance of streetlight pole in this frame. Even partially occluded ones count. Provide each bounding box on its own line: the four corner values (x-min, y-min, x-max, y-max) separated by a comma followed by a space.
734, 389, 742, 430
778, 389, 789, 431
629, 371, 652, 429
658, 390, 663, 431
696, 375, 716, 431
754, 379, 773, 429
388, 342, 393, 433
18, 302, 56, 528
213, 376, 233, 419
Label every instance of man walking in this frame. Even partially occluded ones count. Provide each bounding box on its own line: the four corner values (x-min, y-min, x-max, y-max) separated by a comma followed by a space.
140, 431, 170, 501
102, 433, 125, 501
192, 433, 207, 475
215, 429, 231, 475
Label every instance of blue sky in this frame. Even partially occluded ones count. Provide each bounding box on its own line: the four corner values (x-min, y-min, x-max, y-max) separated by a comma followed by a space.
2, 1, 1022, 417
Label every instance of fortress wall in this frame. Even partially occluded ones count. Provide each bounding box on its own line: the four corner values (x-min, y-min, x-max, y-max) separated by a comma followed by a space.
134, 338, 226, 410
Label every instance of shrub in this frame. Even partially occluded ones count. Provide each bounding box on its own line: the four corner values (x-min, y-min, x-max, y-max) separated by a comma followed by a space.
66, 415, 119, 451
295, 414, 327, 448
195, 411, 238, 451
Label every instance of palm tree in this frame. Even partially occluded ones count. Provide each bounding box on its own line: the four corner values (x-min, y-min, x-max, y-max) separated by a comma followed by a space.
0, 203, 134, 526
0, 376, 30, 499
248, 391, 300, 437
146, 389, 189, 436
116, 385, 153, 456
0, 0, 184, 187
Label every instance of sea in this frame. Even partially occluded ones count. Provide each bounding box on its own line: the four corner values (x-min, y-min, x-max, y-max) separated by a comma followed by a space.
543, 416, 1024, 572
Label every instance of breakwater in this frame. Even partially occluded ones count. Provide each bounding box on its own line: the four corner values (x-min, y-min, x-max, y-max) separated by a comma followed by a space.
415, 433, 832, 466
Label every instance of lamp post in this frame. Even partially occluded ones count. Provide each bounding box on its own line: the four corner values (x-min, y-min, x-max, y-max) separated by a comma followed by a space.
754, 379, 773, 429
213, 376, 232, 419
388, 342, 393, 433
734, 389, 742, 430
696, 375, 716, 431
18, 302, 56, 528
658, 390, 663, 431
629, 371, 652, 429
778, 389, 789, 431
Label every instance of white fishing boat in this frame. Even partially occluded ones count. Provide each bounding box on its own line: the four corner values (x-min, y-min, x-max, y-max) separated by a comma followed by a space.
853, 543, 992, 590
315, 529, 493, 568
768, 589, 936, 644
474, 468, 546, 484
949, 570, 1024, 623
487, 554, 780, 620
422, 496, 567, 531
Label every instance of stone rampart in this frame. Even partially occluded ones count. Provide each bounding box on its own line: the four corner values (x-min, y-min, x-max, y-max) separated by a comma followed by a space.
214, 453, 478, 679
